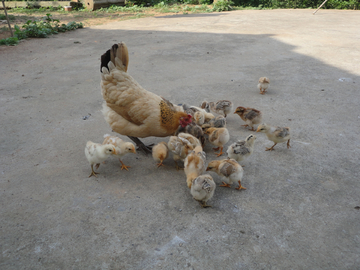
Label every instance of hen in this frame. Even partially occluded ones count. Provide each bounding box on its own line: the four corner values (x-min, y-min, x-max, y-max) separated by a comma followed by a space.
100, 42, 192, 154
103, 134, 136, 171
184, 145, 207, 188
190, 174, 216, 208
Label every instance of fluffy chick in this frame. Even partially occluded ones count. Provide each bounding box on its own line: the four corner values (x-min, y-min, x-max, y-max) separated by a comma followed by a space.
190, 174, 216, 208
258, 77, 270, 95
103, 134, 136, 171
227, 134, 257, 163
202, 115, 227, 130
168, 134, 195, 170
204, 127, 230, 157
85, 141, 117, 177
152, 142, 169, 168
184, 146, 206, 188
206, 158, 246, 190
175, 122, 205, 148
256, 123, 291, 151
201, 100, 233, 117
183, 105, 214, 125
234, 107, 262, 131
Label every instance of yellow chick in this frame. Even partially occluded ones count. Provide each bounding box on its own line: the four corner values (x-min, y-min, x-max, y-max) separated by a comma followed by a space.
152, 142, 169, 168
85, 141, 117, 177
103, 134, 136, 171
190, 174, 216, 208
168, 135, 195, 170
206, 158, 246, 190
201, 100, 233, 117
256, 123, 291, 151
257, 77, 270, 95
184, 146, 206, 188
227, 134, 257, 163
204, 127, 230, 157
234, 106, 262, 131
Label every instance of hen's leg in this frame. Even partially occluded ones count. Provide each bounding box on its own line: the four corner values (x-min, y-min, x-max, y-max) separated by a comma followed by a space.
128, 136, 153, 155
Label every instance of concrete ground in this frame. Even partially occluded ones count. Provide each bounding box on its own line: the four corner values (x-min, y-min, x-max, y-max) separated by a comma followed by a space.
1, 9, 359, 269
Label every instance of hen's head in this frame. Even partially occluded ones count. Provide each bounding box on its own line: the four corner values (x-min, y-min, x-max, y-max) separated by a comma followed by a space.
180, 114, 192, 128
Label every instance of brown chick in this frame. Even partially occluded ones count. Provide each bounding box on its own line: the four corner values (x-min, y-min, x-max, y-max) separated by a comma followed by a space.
204, 127, 230, 157
184, 146, 206, 188
258, 77, 270, 95
152, 142, 169, 168
234, 107, 262, 131
206, 158, 246, 190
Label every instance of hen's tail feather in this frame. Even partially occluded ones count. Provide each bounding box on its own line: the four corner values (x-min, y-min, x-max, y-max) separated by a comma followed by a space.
100, 42, 129, 73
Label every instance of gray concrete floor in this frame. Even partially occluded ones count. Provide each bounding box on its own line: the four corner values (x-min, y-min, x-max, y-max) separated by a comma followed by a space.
0, 9, 359, 269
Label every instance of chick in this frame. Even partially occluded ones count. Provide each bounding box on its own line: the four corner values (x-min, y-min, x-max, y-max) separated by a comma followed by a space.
103, 134, 136, 171
201, 100, 233, 117
206, 158, 246, 190
175, 122, 205, 148
85, 141, 117, 177
258, 77, 270, 95
202, 115, 227, 130
184, 146, 206, 188
152, 142, 169, 168
190, 174, 216, 208
204, 127, 230, 157
178, 132, 202, 148
183, 104, 214, 125
234, 107, 262, 131
227, 134, 256, 163
168, 135, 195, 170
256, 123, 291, 151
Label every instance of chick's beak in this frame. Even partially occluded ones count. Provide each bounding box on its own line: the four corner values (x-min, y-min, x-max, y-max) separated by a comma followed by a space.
113, 149, 117, 155
132, 148, 136, 154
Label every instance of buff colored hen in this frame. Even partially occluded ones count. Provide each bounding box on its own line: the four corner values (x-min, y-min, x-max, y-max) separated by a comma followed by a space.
100, 42, 192, 154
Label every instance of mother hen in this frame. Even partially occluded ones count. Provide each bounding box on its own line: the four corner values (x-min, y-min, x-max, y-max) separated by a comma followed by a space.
100, 42, 192, 154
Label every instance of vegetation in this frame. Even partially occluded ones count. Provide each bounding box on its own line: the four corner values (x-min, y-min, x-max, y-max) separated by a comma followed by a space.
1, 0, 357, 46
0, 13, 83, 46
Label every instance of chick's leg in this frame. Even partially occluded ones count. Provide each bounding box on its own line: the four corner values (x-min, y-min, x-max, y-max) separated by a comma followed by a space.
89, 165, 99, 178
119, 159, 131, 171
287, 139, 291, 149
219, 182, 231, 188
156, 160, 165, 168
201, 201, 212, 208
128, 136, 153, 155
235, 180, 247, 190
216, 147, 224, 157
266, 143, 277, 151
